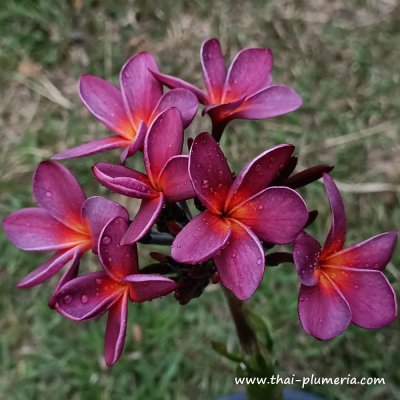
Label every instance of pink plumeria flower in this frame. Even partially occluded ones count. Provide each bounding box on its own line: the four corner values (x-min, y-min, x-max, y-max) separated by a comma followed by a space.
93, 107, 196, 245
55, 216, 177, 365
2, 161, 128, 305
53, 52, 198, 163
294, 174, 398, 340
152, 38, 302, 139
171, 133, 309, 300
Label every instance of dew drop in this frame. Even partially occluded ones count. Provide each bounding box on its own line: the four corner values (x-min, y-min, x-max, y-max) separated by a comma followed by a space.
177, 244, 182, 248
64, 295, 72, 304
256, 258, 262, 265
201, 179, 209, 189
45, 191, 53, 198
258, 205, 264, 210
81, 295, 88, 304
96, 278, 103, 285
102, 235, 111, 245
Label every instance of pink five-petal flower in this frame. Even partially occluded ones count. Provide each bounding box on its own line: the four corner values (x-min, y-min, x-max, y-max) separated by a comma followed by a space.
55, 217, 177, 366
53, 52, 198, 163
151, 38, 302, 139
293, 174, 398, 340
171, 133, 308, 300
93, 108, 196, 245
2, 161, 128, 299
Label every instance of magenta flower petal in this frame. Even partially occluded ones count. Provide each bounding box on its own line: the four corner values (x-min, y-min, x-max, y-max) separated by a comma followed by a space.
151, 88, 198, 128
92, 162, 156, 199
293, 231, 321, 286
3, 208, 84, 251
81, 196, 129, 253
17, 246, 82, 288
55, 272, 124, 321
202, 96, 246, 119
298, 276, 351, 340
322, 231, 398, 271
201, 38, 227, 103
158, 155, 195, 202
79, 74, 135, 139
53, 136, 130, 160
150, 69, 208, 104
215, 220, 265, 300
324, 267, 397, 329
48, 253, 81, 309
144, 108, 184, 185
120, 121, 147, 164
189, 132, 233, 213
223, 48, 272, 102
231, 85, 302, 120
225, 144, 294, 209
231, 187, 308, 245
120, 52, 162, 125
121, 194, 164, 245
171, 211, 232, 264
321, 173, 346, 257
104, 291, 128, 366
123, 274, 177, 302
33, 161, 86, 228
99, 217, 139, 280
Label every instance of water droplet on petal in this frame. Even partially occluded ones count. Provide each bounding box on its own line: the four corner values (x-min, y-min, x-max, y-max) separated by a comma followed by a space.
81, 295, 88, 304
45, 191, 52, 198
256, 258, 262, 265
64, 295, 72, 304
96, 278, 103, 285
102, 235, 111, 245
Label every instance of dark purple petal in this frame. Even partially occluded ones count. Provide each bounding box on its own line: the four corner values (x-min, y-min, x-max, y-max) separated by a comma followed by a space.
121, 194, 164, 245
171, 211, 231, 264
120, 52, 162, 125
201, 38, 227, 103
104, 291, 128, 366
48, 252, 81, 309
298, 275, 351, 340
124, 274, 177, 302
17, 246, 83, 288
231, 86, 303, 120
52, 136, 130, 160
150, 69, 207, 104
99, 217, 139, 280
33, 161, 86, 228
81, 196, 129, 253
202, 96, 245, 119
151, 89, 198, 128
293, 231, 321, 286
214, 220, 265, 300
189, 132, 233, 213
322, 231, 398, 271
158, 155, 195, 202
231, 187, 308, 244
144, 108, 184, 184
78, 74, 135, 139
3, 208, 88, 251
120, 121, 147, 164
225, 144, 295, 210
55, 272, 124, 321
271, 156, 298, 185
324, 267, 397, 329
223, 48, 272, 101
286, 164, 334, 189
92, 162, 156, 199
321, 173, 346, 257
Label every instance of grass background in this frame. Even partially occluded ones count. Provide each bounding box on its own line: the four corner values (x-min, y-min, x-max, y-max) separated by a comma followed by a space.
1, 0, 400, 399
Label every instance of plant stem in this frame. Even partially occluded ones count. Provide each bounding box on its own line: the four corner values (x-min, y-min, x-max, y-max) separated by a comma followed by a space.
223, 288, 258, 354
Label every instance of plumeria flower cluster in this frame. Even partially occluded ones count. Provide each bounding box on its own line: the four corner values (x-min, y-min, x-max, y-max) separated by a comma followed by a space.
2, 38, 397, 365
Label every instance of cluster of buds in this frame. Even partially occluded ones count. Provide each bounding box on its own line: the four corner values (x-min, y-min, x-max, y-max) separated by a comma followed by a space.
3, 39, 397, 365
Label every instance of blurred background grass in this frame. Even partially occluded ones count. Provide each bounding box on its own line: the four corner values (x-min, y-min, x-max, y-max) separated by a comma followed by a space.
1, 0, 400, 399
